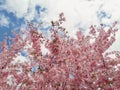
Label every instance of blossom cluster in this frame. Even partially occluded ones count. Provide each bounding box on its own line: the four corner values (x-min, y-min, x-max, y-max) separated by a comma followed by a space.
0, 13, 120, 90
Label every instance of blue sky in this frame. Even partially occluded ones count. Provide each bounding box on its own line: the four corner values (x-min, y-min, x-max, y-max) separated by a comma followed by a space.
0, 1, 47, 42
0, 10, 24, 41
0, 0, 120, 53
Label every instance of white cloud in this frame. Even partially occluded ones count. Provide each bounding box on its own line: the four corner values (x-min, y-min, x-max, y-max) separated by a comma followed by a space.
2, 0, 120, 29
0, 14, 10, 27
106, 29, 120, 52
38, 0, 120, 50
12, 54, 29, 65
1, 0, 46, 21
3, 0, 29, 18
38, 0, 104, 38
41, 43, 50, 55
98, 0, 120, 24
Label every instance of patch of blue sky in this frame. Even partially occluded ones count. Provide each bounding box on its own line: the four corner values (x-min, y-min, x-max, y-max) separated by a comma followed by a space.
97, 10, 112, 28
36, 5, 42, 14
31, 5, 50, 37
40, 26, 51, 31
28, 5, 48, 30
0, 10, 25, 41
0, 10, 26, 53
35, 5, 46, 13
0, 3, 49, 53
39, 26, 51, 38
97, 10, 112, 22
0, 0, 5, 5
34, 6, 47, 23
31, 64, 46, 73
20, 49, 28, 57
31, 66, 39, 73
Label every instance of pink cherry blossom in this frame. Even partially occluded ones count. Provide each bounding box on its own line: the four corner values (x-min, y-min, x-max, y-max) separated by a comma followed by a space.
0, 13, 120, 90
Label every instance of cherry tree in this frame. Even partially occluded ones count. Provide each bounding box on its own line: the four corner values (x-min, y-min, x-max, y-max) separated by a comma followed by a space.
0, 13, 120, 90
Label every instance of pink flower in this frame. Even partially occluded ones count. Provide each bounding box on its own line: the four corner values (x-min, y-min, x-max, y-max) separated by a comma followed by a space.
0, 13, 119, 90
